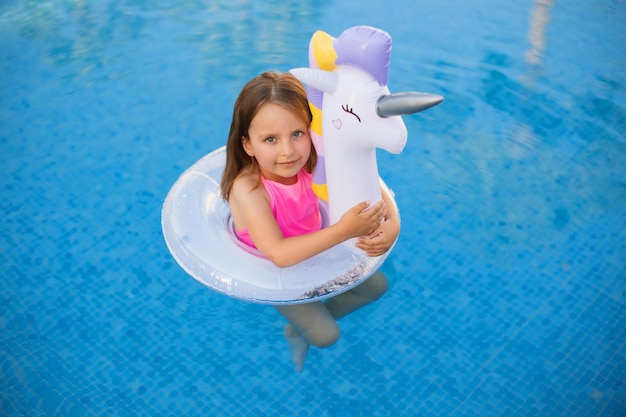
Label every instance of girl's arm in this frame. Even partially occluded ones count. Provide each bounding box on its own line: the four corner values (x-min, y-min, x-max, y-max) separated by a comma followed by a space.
355, 186, 400, 257
229, 176, 385, 267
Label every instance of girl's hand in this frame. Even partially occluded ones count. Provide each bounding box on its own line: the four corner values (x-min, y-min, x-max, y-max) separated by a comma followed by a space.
355, 215, 400, 257
338, 200, 386, 239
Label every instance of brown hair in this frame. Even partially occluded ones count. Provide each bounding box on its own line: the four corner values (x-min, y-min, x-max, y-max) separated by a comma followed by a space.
220, 72, 316, 201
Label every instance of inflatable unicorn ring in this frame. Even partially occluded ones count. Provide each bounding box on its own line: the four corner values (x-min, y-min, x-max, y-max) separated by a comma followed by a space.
161, 26, 443, 304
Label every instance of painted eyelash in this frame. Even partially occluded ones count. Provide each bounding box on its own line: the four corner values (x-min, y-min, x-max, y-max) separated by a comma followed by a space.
341, 104, 361, 123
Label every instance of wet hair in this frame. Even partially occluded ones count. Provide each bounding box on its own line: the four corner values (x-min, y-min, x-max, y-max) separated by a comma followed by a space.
220, 72, 316, 201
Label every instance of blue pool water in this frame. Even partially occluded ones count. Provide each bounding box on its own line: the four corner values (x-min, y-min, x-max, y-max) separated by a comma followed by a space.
1, 0, 625, 416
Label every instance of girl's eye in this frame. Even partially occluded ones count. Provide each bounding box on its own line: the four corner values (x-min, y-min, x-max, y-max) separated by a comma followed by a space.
341, 104, 361, 123
265, 136, 277, 143
293, 130, 303, 138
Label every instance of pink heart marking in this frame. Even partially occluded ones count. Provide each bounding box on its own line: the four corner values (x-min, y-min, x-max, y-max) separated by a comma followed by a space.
332, 119, 342, 130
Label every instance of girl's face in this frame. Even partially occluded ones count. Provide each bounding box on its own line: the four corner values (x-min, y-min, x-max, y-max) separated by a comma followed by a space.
243, 103, 312, 184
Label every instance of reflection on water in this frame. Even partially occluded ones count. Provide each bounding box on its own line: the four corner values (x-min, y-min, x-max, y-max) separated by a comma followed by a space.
406, 0, 626, 265
1, 0, 323, 88
525, 0, 554, 67
6, 1, 140, 64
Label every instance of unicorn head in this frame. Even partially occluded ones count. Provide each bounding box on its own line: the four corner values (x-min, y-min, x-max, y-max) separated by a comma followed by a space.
290, 26, 442, 226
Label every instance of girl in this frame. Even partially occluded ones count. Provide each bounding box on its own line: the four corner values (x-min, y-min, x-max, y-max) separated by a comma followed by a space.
221, 72, 400, 372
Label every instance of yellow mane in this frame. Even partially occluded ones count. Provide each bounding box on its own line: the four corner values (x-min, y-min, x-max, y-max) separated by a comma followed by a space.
309, 30, 337, 201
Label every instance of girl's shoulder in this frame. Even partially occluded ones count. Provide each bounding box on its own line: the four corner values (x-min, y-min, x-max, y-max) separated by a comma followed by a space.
229, 170, 272, 231
230, 171, 268, 203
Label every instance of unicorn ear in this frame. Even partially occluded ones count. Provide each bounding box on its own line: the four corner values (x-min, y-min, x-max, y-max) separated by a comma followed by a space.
290, 68, 338, 94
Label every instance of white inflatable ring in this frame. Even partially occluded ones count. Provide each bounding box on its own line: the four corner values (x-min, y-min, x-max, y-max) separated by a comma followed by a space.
161, 146, 398, 305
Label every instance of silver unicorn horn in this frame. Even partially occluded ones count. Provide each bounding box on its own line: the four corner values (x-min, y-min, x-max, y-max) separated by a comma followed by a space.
376, 92, 444, 117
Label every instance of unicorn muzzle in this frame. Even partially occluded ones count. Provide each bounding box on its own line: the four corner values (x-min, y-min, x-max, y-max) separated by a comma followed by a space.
376, 92, 444, 117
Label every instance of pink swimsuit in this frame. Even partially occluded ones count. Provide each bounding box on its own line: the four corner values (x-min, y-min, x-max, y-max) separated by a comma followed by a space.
235, 169, 322, 249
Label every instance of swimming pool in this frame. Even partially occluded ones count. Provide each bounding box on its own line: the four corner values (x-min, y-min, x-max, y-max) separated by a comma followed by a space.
1, 0, 624, 415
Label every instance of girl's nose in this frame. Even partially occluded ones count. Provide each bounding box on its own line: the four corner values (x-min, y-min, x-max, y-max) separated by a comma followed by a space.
280, 138, 295, 155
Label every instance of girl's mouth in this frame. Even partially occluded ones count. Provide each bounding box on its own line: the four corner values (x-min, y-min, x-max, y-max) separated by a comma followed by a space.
279, 159, 298, 167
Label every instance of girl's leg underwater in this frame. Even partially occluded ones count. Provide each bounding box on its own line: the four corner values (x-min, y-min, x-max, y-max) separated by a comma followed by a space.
275, 301, 339, 372
275, 270, 389, 372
